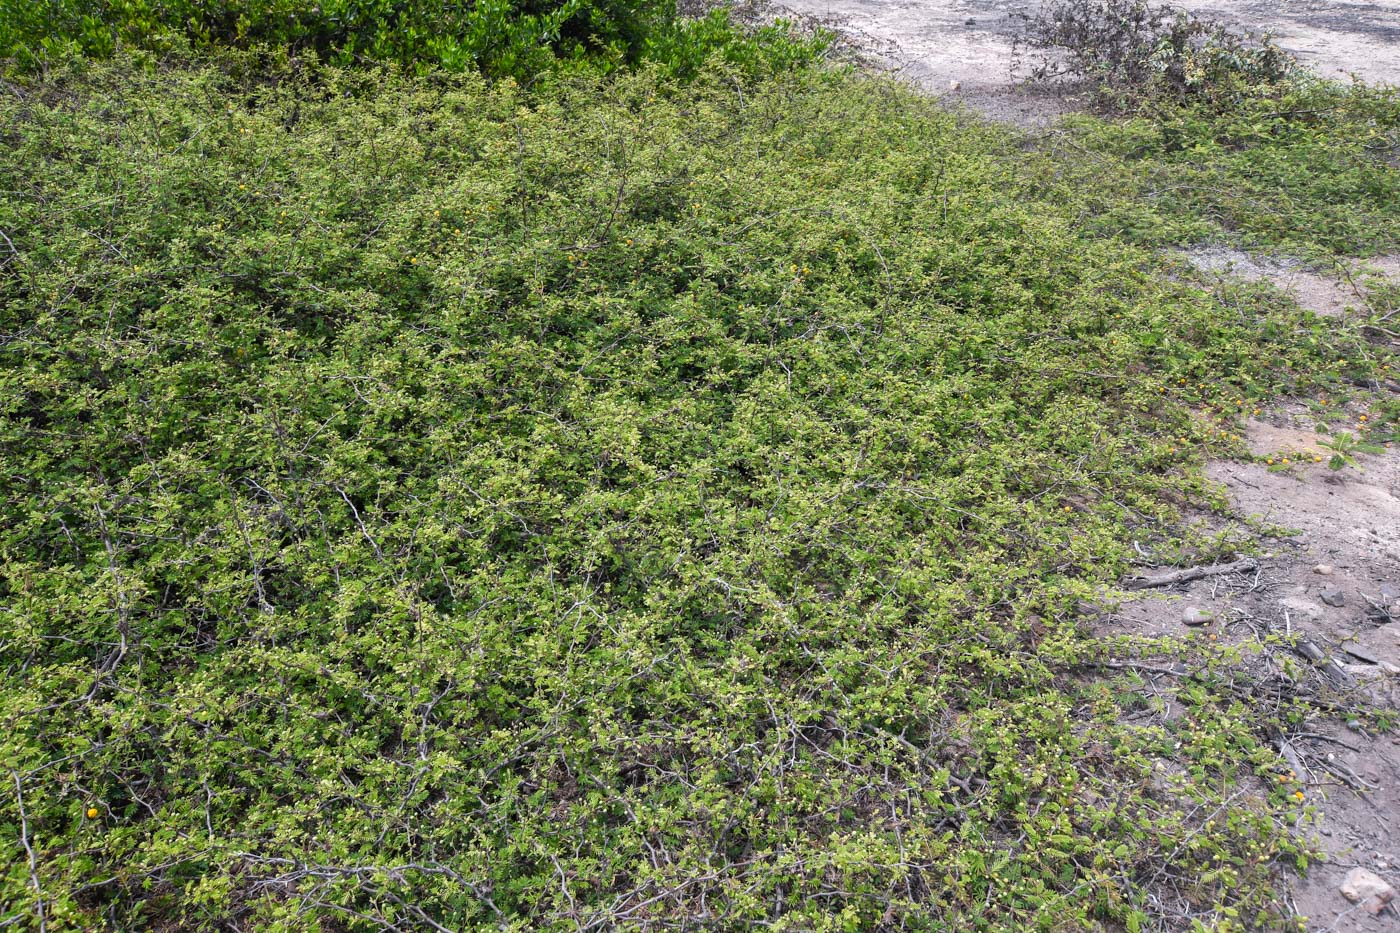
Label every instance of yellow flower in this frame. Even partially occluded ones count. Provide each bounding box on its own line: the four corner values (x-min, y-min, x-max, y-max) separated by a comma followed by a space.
86, 807, 98, 819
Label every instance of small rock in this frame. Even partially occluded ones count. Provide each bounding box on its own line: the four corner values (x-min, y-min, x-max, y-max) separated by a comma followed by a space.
1319, 588, 1345, 607
1342, 644, 1382, 665
1280, 596, 1325, 621
1340, 867, 1396, 914
1313, 564, 1334, 575
1379, 583, 1399, 602
1182, 607, 1214, 626
965, 17, 977, 25
1294, 639, 1327, 663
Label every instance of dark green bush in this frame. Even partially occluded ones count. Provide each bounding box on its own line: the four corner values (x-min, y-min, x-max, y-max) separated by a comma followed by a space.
0, 0, 827, 79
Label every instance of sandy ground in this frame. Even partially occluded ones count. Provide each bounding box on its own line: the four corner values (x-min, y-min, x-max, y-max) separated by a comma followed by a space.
1221, 448, 1400, 932
779, 0, 1400, 122
1098, 406, 1400, 931
1133, 250, 1400, 930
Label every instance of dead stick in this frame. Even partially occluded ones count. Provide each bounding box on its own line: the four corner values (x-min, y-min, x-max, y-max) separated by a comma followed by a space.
12, 770, 46, 933
1122, 558, 1259, 590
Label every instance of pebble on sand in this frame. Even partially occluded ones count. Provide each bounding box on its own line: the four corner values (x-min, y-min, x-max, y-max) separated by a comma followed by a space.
1340, 867, 1395, 914
1182, 607, 1213, 626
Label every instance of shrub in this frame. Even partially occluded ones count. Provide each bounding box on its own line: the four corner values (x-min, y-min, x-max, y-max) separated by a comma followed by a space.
647, 5, 827, 81
0, 0, 828, 79
2, 54, 1385, 930
1015, 0, 1295, 110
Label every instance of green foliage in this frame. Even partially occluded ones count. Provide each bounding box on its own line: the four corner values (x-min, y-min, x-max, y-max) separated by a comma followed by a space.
0, 56, 1389, 929
1044, 79, 1400, 255
1317, 431, 1385, 470
0, 0, 827, 79
646, 6, 826, 82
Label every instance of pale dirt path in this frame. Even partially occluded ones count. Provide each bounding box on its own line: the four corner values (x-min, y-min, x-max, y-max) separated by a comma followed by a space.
781, 0, 1400, 111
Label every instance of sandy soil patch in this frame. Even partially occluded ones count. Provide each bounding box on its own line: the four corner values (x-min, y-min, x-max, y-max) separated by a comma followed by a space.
1185, 248, 1400, 320
1096, 408, 1400, 930
777, 0, 1400, 123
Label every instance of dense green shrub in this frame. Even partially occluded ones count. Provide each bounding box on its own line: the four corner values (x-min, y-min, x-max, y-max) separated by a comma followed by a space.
0, 0, 827, 78
3, 54, 1389, 929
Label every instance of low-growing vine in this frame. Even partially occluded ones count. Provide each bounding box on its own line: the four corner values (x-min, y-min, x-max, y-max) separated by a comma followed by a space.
0, 52, 1396, 930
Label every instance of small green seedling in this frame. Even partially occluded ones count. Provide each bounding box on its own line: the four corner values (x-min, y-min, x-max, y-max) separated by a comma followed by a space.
1318, 432, 1384, 470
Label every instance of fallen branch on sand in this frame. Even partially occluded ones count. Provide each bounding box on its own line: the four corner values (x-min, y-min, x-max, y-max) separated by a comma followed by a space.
1122, 558, 1259, 590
